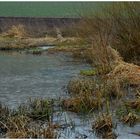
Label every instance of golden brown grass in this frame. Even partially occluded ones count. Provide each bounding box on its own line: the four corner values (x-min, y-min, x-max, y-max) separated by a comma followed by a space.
6, 125, 57, 138
2, 25, 27, 38
121, 112, 140, 127
107, 61, 140, 86
125, 98, 140, 111
0, 98, 58, 138
62, 91, 103, 113
92, 113, 117, 139
67, 78, 95, 95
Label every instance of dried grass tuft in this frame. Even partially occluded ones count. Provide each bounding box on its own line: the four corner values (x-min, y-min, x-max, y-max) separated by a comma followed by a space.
67, 78, 95, 95
62, 93, 103, 113
121, 112, 140, 127
108, 61, 140, 86
3, 25, 27, 38
92, 113, 117, 138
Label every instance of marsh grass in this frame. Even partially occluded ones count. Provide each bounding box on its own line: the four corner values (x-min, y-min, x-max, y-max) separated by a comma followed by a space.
2, 24, 27, 38
0, 99, 57, 138
67, 78, 96, 95
92, 113, 117, 139
6, 120, 57, 138
62, 93, 103, 113
63, 78, 105, 113
102, 78, 125, 99
27, 98, 54, 121
66, 77, 126, 113
0, 103, 11, 120
125, 99, 140, 112
121, 112, 140, 127
0, 103, 11, 133
80, 69, 96, 76
59, 2, 140, 137
116, 99, 140, 127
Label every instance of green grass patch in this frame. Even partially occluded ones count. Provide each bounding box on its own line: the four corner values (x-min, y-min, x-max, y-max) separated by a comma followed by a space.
25, 48, 43, 55
80, 69, 96, 76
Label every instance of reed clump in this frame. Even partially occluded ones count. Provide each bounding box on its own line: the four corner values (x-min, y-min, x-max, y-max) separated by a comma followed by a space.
92, 113, 117, 139
65, 78, 106, 113
116, 99, 140, 127
107, 61, 140, 86
125, 98, 140, 112
5, 115, 30, 138
66, 77, 125, 113
27, 98, 54, 121
67, 78, 96, 95
6, 121, 57, 138
62, 95, 103, 113
121, 112, 140, 127
0, 103, 11, 121
0, 103, 11, 133
0, 99, 57, 138
103, 78, 125, 99
2, 24, 27, 38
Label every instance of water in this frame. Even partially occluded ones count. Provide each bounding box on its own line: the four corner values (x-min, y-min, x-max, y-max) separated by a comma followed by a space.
0, 49, 139, 139
37, 45, 55, 50
0, 50, 90, 108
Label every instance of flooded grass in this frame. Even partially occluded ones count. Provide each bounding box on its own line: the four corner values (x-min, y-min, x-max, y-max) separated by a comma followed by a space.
0, 98, 57, 138
67, 78, 95, 95
116, 98, 140, 127
62, 94, 103, 113
26, 99, 54, 121
92, 113, 117, 139
121, 112, 140, 127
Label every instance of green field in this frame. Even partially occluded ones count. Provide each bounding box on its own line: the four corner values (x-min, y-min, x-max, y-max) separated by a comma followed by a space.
0, 2, 109, 17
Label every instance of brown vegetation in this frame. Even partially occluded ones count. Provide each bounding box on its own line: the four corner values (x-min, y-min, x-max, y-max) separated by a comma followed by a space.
2, 25, 27, 38
67, 78, 95, 95
62, 3, 140, 136
62, 93, 103, 113
121, 112, 140, 127
92, 113, 117, 138
0, 99, 57, 138
107, 61, 140, 86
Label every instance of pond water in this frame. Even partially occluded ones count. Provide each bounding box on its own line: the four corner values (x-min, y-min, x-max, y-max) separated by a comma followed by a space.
0, 49, 90, 108
0, 48, 139, 139
38, 45, 55, 50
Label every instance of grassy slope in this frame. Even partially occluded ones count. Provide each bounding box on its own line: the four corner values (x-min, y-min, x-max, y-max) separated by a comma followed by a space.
0, 2, 109, 17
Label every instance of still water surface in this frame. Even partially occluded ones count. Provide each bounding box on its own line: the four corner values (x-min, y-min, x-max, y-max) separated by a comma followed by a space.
0, 50, 90, 108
